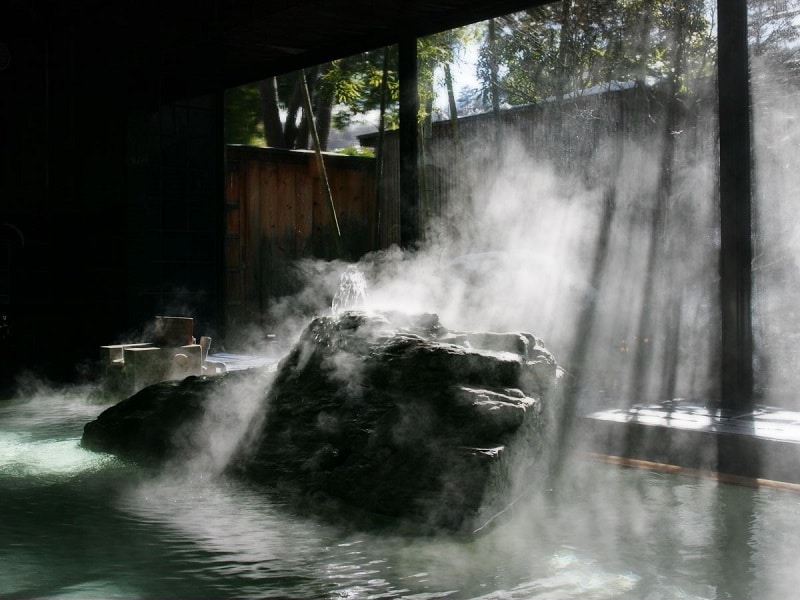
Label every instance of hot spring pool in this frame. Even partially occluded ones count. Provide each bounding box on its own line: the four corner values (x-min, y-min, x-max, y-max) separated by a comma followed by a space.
2, 387, 799, 600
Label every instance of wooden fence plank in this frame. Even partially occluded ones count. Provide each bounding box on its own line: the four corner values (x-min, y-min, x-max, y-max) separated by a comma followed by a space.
260, 160, 279, 306
224, 159, 245, 331
245, 158, 260, 320
295, 158, 313, 258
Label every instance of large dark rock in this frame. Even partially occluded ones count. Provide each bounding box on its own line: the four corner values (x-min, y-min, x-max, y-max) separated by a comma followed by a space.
82, 311, 563, 533
81, 369, 274, 466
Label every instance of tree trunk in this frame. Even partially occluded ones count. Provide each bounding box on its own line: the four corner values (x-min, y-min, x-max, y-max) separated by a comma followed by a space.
487, 19, 502, 117
283, 73, 305, 148
294, 66, 319, 149
487, 19, 502, 152
633, 0, 655, 85
258, 78, 288, 148
555, 0, 574, 99
444, 63, 460, 152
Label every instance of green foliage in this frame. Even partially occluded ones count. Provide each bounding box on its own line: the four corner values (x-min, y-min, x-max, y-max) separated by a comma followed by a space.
224, 47, 401, 149
321, 49, 400, 125
224, 83, 264, 145
224, 0, 729, 148
334, 145, 375, 157
418, 26, 478, 120
473, 0, 717, 109
749, 0, 800, 88
749, 0, 800, 57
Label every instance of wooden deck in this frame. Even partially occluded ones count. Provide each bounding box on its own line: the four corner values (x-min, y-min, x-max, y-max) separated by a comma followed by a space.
580, 401, 800, 485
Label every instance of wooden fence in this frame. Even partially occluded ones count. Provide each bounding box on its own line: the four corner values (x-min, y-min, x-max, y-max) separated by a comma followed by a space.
361, 83, 712, 239
224, 145, 391, 332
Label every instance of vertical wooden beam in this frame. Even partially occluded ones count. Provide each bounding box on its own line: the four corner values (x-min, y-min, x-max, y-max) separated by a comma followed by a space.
398, 38, 420, 248
212, 90, 226, 342
717, 0, 754, 412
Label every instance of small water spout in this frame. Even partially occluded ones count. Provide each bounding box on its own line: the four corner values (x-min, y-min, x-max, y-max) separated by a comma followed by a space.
331, 265, 368, 316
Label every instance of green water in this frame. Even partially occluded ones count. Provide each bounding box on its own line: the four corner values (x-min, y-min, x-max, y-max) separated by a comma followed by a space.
2, 386, 799, 600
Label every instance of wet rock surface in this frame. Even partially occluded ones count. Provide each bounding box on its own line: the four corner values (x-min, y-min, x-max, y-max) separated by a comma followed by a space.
81, 370, 269, 465
82, 311, 563, 533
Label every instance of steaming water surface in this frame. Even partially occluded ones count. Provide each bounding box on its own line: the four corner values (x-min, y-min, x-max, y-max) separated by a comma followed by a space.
2, 389, 799, 600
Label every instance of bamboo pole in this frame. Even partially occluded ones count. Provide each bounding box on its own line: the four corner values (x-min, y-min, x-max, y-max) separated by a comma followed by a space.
301, 69, 343, 258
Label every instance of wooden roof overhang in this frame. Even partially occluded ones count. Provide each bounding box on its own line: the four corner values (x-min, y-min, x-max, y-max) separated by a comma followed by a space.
3, 0, 550, 102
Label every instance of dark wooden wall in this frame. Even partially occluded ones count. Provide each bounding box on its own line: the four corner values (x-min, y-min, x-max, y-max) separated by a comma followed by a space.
125, 95, 224, 343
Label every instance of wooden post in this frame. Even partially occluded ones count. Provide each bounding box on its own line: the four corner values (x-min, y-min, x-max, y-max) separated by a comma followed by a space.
399, 37, 420, 248
717, 0, 754, 413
